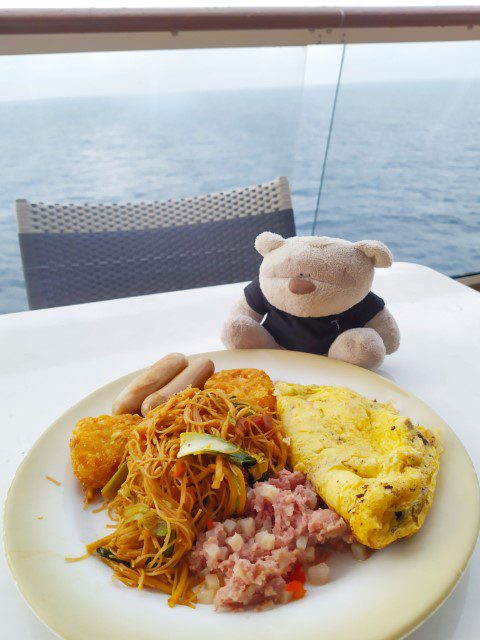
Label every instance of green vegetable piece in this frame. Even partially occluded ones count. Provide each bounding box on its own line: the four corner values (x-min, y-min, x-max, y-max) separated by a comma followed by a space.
101, 461, 128, 500
178, 432, 237, 456
124, 503, 168, 537
248, 470, 270, 485
247, 454, 269, 481
232, 401, 254, 416
124, 503, 149, 522
153, 522, 169, 538
177, 432, 257, 468
228, 411, 236, 426
228, 452, 257, 468
230, 468, 243, 516
96, 547, 130, 566
163, 530, 176, 558
145, 528, 176, 566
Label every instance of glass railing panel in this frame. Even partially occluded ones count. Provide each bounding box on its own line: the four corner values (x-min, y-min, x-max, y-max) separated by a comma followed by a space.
1, 46, 341, 313
312, 40, 480, 277
291, 44, 345, 235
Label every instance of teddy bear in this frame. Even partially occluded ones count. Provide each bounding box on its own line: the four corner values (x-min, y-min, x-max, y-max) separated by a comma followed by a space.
221, 232, 400, 370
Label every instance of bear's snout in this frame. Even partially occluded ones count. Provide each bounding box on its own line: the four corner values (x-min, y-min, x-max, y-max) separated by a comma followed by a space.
288, 277, 316, 295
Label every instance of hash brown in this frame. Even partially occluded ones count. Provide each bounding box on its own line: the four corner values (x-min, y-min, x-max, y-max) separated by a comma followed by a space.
204, 368, 275, 411
70, 413, 142, 498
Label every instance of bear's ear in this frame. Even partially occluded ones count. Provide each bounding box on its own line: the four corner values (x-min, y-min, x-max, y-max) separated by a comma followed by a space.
255, 232, 285, 257
354, 240, 393, 268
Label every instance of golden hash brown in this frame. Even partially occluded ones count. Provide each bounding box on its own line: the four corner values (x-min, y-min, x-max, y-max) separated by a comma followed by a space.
70, 414, 142, 495
204, 368, 276, 411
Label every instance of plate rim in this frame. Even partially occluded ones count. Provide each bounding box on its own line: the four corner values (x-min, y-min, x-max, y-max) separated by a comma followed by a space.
4, 349, 480, 640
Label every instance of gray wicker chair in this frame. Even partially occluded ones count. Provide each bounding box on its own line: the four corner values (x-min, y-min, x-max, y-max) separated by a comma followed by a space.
16, 177, 295, 309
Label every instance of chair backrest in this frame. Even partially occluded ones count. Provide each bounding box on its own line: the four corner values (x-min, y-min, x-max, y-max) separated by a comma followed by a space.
16, 177, 295, 309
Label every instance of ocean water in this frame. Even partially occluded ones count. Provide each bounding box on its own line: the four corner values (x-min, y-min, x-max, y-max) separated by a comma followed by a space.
1, 81, 479, 314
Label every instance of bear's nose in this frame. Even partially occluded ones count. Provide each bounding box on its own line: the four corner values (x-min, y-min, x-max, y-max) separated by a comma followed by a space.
288, 277, 316, 295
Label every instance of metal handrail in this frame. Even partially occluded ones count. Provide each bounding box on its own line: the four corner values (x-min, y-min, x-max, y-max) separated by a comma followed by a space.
1, 7, 480, 34
1, 7, 480, 55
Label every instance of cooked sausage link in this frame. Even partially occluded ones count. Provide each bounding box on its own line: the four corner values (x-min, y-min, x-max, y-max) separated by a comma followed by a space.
112, 353, 188, 415
141, 357, 215, 416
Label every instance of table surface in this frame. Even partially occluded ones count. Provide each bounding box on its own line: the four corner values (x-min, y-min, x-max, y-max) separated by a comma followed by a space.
1, 262, 479, 640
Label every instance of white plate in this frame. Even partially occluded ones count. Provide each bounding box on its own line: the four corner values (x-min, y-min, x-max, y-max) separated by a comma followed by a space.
4, 350, 480, 640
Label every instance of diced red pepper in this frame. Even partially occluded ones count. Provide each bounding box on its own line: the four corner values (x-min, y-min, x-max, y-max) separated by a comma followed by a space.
249, 412, 273, 431
236, 418, 246, 435
238, 412, 273, 434
285, 580, 306, 600
172, 461, 187, 478
249, 415, 265, 429
206, 520, 215, 531
185, 485, 196, 504
261, 411, 273, 430
287, 563, 306, 584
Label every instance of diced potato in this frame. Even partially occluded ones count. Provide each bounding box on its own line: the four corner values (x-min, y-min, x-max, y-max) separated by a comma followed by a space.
256, 483, 280, 501
255, 531, 275, 550
304, 546, 316, 562
204, 574, 220, 591
295, 535, 308, 550
223, 519, 237, 534
204, 542, 227, 562
238, 517, 255, 537
351, 541, 370, 561
197, 587, 216, 604
307, 562, 330, 585
226, 533, 244, 553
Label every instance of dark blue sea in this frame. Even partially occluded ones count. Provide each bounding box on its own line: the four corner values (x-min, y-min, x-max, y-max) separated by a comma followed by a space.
1, 81, 479, 314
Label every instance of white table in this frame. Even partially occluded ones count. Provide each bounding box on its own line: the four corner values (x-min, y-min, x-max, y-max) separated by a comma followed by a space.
1, 262, 479, 640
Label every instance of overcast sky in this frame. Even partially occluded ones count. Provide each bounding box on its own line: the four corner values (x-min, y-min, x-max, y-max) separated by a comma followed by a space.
1, 1, 480, 101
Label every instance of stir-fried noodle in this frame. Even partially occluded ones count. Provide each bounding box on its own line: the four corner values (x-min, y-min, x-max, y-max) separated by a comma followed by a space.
86, 387, 288, 606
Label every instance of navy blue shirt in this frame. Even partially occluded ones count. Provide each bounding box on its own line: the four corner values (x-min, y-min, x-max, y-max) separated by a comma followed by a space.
244, 277, 385, 355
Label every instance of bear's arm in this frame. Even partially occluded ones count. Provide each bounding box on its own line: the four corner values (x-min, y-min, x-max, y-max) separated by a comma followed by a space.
228, 294, 264, 322
365, 307, 400, 355
221, 294, 281, 350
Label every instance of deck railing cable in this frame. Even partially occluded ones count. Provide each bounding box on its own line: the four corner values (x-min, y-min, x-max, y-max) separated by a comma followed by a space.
311, 43, 346, 235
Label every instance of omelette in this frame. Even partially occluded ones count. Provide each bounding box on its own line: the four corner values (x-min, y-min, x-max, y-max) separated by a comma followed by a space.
275, 382, 442, 549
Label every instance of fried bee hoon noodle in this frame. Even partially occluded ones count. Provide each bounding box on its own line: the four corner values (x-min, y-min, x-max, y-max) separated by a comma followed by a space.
86, 387, 288, 607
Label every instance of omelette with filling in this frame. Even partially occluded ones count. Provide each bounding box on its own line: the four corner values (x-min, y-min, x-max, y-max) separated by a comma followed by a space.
275, 382, 442, 549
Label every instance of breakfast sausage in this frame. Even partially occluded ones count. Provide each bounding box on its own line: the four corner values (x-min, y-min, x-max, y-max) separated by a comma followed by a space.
141, 357, 215, 416
112, 353, 188, 415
